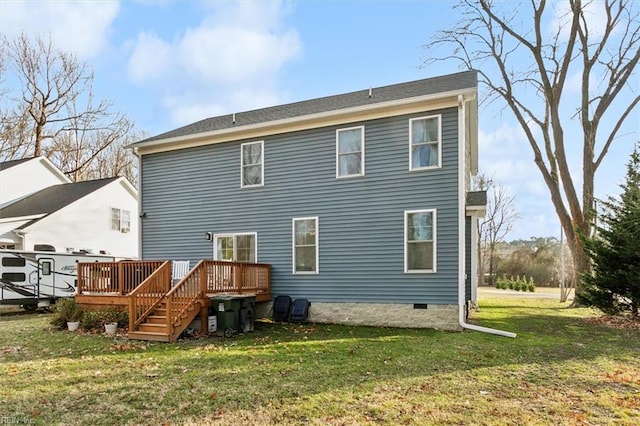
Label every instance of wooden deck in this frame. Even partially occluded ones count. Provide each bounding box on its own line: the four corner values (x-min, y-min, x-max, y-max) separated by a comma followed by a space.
75, 260, 271, 342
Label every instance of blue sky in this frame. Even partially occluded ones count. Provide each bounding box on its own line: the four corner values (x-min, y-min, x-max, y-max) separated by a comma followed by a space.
1, 0, 637, 241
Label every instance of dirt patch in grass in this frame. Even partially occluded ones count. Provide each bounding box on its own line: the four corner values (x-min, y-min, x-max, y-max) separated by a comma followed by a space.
585, 315, 640, 330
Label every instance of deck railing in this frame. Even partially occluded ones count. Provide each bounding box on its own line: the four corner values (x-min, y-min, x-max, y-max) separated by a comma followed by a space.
77, 261, 166, 295
204, 260, 270, 295
164, 260, 208, 340
77, 259, 270, 340
128, 261, 171, 331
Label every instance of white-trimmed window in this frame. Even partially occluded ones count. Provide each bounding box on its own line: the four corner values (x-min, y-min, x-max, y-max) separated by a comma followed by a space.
292, 217, 318, 274
110, 208, 120, 231
214, 233, 257, 263
121, 210, 131, 232
405, 209, 436, 272
336, 126, 364, 178
110, 208, 130, 232
410, 115, 441, 170
241, 141, 264, 187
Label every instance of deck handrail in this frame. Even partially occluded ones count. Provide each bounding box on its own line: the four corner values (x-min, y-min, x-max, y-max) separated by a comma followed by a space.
203, 260, 270, 295
128, 261, 171, 331
77, 261, 165, 295
164, 260, 207, 341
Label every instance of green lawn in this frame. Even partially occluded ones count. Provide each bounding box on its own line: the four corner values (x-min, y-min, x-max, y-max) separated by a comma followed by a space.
1, 297, 639, 425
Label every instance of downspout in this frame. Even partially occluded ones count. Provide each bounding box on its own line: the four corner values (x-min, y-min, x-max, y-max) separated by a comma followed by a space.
132, 147, 143, 260
458, 94, 516, 338
14, 229, 27, 251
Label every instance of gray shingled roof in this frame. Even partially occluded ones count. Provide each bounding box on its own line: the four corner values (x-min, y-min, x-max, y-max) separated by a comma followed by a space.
0, 157, 34, 171
136, 70, 477, 145
466, 191, 488, 206
0, 178, 118, 228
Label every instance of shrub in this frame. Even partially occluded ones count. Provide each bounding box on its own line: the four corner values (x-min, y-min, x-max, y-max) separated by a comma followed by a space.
80, 308, 129, 331
50, 298, 84, 328
80, 311, 103, 330
105, 307, 128, 327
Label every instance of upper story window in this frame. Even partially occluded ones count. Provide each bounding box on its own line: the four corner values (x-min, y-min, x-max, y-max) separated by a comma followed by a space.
410, 115, 441, 170
405, 209, 436, 273
241, 141, 264, 188
214, 233, 257, 263
111, 207, 131, 233
111, 208, 120, 231
293, 217, 318, 274
336, 126, 364, 178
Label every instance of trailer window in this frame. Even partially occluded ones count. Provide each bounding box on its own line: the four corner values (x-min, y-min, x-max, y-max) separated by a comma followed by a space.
2, 257, 26, 267
41, 261, 52, 276
2, 273, 26, 282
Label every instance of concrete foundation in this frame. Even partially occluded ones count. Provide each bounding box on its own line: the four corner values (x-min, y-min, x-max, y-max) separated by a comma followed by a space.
256, 301, 461, 331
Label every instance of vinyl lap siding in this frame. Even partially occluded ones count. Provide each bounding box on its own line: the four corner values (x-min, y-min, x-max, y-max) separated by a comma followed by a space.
141, 107, 460, 304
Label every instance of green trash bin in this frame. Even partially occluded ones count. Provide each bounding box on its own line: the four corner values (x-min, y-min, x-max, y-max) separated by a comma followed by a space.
211, 295, 243, 337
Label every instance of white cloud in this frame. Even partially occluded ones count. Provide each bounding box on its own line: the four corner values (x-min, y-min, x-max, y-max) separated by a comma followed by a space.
178, 25, 300, 84
126, 0, 302, 126
0, 0, 120, 59
128, 32, 172, 83
549, 1, 611, 40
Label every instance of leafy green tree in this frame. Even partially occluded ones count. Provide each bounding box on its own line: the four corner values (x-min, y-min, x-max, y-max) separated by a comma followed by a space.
580, 145, 640, 317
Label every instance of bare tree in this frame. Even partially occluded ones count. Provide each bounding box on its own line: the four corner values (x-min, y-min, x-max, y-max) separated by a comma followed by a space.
44, 92, 133, 182
1, 33, 134, 181
474, 174, 520, 286
426, 0, 640, 297
85, 131, 145, 185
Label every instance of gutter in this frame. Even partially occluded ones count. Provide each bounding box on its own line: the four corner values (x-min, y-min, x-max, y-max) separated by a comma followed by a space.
457, 94, 516, 338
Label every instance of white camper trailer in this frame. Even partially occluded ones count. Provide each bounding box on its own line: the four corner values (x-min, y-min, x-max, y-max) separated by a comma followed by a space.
0, 250, 115, 311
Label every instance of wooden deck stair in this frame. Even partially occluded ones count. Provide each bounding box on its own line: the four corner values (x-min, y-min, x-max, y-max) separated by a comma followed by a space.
128, 299, 203, 342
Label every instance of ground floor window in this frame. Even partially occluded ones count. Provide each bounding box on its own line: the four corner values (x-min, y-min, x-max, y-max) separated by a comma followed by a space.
214, 233, 257, 263
293, 217, 318, 274
405, 209, 436, 272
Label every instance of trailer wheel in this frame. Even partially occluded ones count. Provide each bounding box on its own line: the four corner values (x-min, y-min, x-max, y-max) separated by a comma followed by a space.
22, 305, 37, 313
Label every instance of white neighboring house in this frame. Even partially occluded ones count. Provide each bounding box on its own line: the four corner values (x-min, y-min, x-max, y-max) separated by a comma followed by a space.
0, 156, 71, 208
0, 159, 139, 257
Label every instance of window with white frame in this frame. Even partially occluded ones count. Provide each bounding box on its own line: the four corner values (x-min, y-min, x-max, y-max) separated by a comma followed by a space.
405, 210, 436, 272
121, 210, 131, 232
293, 217, 318, 273
410, 115, 441, 170
336, 126, 364, 178
111, 207, 131, 232
214, 233, 257, 263
241, 141, 264, 187
111, 208, 120, 231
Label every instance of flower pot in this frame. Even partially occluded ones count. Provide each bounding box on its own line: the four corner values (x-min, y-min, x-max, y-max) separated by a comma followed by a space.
104, 322, 118, 335
67, 321, 80, 332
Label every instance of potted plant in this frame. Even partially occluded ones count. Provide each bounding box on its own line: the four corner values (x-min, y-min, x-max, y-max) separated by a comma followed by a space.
50, 298, 84, 331
101, 307, 121, 335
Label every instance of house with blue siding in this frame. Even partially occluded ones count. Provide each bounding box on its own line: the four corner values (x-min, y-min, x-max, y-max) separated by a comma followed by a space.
130, 70, 485, 331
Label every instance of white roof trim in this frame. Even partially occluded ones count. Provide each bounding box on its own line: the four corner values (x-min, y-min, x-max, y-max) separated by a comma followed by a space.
37, 156, 71, 183
0, 214, 46, 223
